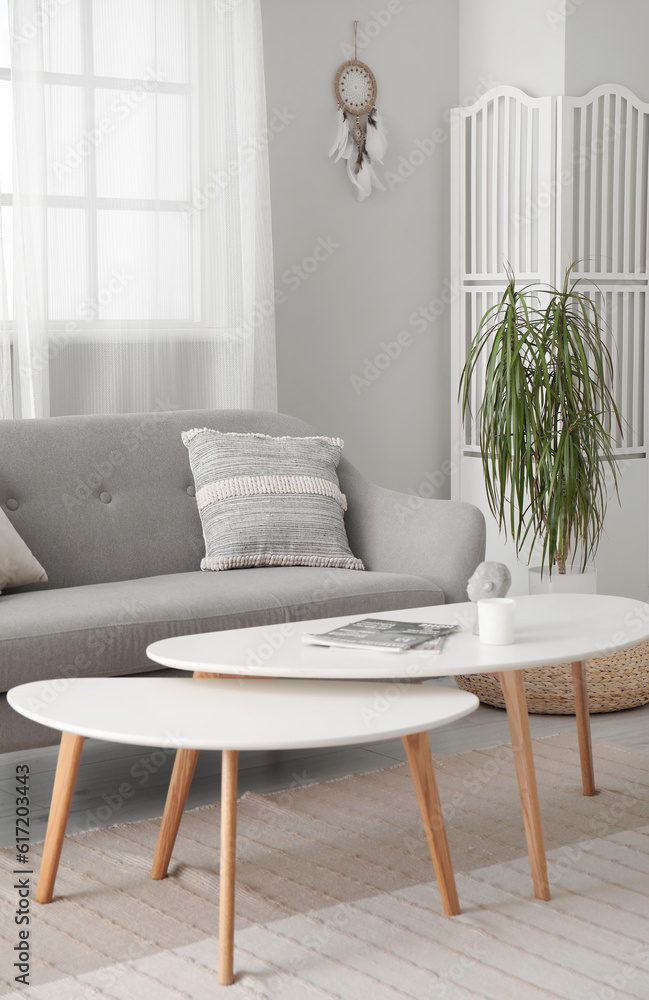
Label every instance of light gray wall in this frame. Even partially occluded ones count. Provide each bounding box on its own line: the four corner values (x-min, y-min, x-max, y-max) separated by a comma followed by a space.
459, 0, 649, 105
261, 0, 647, 505
459, 0, 565, 100
565, 0, 649, 102
261, 0, 459, 494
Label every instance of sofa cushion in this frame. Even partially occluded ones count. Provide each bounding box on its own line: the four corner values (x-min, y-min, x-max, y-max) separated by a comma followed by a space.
0, 567, 443, 691
182, 427, 363, 571
0, 409, 357, 591
0, 508, 48, 590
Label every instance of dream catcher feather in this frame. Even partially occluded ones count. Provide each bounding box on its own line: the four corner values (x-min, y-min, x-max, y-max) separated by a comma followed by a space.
328, 22, 387, 201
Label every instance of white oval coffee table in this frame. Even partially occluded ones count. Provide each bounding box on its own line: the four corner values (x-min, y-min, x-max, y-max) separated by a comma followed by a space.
147, 593, 649, 912
8, 676, 478, 987
148, 593, 649, 680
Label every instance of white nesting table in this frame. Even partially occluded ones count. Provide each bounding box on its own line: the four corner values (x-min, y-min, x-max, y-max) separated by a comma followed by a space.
8, 676, 478, 987
147, 593, 649, 911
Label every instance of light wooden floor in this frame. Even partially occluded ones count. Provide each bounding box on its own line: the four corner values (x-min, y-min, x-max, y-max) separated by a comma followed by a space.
2, 677, 649, 848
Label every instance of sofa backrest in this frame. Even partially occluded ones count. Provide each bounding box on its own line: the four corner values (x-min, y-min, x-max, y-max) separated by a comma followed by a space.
0, 409, 366, 591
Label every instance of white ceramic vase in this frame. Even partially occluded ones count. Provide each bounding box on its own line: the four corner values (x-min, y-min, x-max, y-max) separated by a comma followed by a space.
528, 565, 597, 595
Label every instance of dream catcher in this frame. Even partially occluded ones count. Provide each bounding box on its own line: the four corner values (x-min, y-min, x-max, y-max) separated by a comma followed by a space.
328, 22, 387, 201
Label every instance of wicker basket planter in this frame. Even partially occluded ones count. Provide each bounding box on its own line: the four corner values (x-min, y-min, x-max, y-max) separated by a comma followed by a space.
455, 639, 649, 714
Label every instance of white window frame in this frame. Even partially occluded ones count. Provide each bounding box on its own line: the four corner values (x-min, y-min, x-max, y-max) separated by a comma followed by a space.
0, 0, 202, 331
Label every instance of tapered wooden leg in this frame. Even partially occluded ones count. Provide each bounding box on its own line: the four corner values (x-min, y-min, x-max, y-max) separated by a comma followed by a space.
219, 750, 239, 986
151, 748, 200, 879
571, 660, 596, 796
499, 670, 550, 901
402, 730, 460, 916
150, 668, 222, 879
36, 732, 85, 904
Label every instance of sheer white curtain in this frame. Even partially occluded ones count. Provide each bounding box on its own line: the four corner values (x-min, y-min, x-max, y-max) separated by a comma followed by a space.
3, 0, 276, 418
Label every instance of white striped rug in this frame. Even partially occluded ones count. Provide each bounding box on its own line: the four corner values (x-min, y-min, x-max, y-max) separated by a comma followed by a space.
1, 733, 649, 1000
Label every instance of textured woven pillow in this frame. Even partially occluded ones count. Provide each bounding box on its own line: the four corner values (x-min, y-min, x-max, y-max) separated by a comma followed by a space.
182, 428, 364, 571
0, 508, 48, 591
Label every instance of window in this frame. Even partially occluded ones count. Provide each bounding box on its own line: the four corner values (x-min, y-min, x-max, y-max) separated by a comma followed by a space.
2, 0, 200, 328
0, 2, 11, 317
0, 0, 276, 417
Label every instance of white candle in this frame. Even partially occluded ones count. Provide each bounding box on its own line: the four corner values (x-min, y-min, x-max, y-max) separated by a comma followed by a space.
477, 598, 515, 645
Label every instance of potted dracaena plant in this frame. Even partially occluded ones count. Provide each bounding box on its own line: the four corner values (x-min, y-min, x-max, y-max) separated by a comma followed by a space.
459, 262, 622, 590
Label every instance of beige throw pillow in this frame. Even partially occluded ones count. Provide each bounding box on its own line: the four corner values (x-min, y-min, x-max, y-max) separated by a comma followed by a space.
0, 508, 48, 590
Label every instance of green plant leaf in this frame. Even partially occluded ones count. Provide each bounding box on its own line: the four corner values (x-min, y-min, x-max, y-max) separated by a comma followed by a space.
458, 262, 622, 578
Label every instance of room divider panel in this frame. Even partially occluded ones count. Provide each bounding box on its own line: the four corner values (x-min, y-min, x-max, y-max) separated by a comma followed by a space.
450, 85, 649, 599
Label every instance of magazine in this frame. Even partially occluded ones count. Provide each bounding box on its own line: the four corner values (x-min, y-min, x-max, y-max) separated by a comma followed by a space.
302, 618, 459, 653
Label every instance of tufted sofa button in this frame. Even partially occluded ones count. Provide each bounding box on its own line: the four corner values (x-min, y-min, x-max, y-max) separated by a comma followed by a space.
6, 499, 18, 511
99, 492, 112, 504
186, 485, 195, 497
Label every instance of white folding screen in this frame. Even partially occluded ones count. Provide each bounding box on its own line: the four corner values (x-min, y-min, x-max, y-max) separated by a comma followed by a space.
557, 86, 649, 455
451, 88, 555, 455
451, 85, 649, 599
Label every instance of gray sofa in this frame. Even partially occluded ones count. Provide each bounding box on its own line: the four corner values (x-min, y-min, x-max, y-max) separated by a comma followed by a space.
0, 408, 485, 752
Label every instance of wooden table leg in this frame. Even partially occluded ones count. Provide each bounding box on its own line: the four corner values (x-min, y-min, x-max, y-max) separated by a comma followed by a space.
151, 668, 221, 879
219, 749, 239, 986
498, 670, 550, 901
402, 730, 460, 916
36, 732, 85, 904
571, 660, 596, 796
151, 748, 200, 879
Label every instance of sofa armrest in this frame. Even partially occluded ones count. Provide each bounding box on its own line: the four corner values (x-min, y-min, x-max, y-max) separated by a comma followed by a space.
343, 471, 486, 605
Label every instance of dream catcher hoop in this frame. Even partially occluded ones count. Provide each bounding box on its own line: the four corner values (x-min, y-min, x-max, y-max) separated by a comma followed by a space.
334, 60, 377, 117
328, 22, 387, 201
